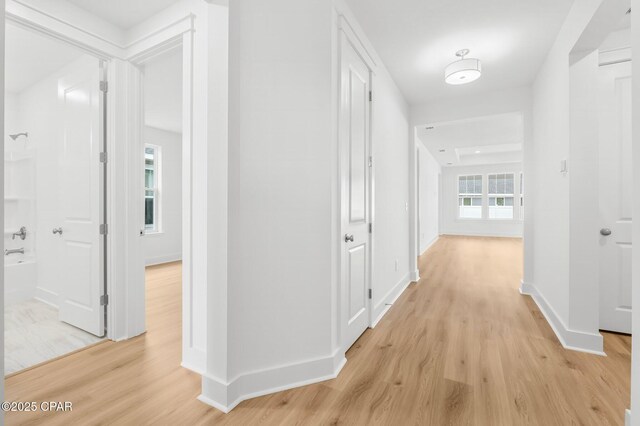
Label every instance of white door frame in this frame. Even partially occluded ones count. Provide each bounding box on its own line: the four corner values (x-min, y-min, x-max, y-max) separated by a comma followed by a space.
4, 14, 112, 333
337, 14, 377, 349
128, 30, 199, 366
3, 4, 198, 346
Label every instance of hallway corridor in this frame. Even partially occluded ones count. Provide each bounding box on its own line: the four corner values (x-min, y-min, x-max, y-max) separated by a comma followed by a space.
5, 238, 630, 425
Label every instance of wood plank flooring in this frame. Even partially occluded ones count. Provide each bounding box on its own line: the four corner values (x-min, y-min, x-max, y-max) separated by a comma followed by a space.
5, 236, 631, 425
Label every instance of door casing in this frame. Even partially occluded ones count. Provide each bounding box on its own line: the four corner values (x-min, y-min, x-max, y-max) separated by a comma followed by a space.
337, 17, 376, 351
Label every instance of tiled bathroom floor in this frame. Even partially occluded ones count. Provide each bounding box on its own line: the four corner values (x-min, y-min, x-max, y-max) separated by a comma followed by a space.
4, 299, 103, 375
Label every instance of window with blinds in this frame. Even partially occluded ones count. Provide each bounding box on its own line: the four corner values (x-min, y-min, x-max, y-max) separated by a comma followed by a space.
458, 175, 483, 219
488, 173, 515, 219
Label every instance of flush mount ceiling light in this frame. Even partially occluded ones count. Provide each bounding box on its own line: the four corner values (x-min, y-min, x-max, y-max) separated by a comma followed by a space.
445, 49, 482, 85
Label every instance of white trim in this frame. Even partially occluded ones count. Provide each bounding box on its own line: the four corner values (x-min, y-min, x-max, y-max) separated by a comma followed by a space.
145, 254, 182, 267
336, 8, 375, 352
410, 270, 420, 282
599, 47, 631, 66
6, 0, 123, 59
420, 235, 440, 256
371, 273, 411, 327
6, 0, 194, 61
625, 409, 631, 426
441, 231, 523, 238
520, 281, 605, 355
199, 349, 347, 413
34, 288, 58, 309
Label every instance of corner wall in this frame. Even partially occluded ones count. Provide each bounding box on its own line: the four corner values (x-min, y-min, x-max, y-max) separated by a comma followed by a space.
201, 0, 413, 412
528, 0, 629, 354
417, 144, 440, 253
370, 47, 412, 326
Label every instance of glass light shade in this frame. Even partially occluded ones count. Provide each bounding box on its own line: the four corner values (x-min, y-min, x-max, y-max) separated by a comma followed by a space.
444, 58, 482, 85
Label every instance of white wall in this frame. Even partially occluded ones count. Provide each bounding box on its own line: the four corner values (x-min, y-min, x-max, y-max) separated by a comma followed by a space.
197, 0, 413, 411
370, 56, 412, 324
417, 143, 440, 253
441, 163, 523, 238
142, 37, 183, 266
142, 126, 182, 265
143, 47, 182, 134
1, 0, 5, 409
528, 0, 628, 353
632, 0, 639, 422
226, 0, 335, 383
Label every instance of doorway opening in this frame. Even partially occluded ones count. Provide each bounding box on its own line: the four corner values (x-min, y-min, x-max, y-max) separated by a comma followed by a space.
596, 11, 632, 336
4, 22, 108, 375
139, 46, 184, 342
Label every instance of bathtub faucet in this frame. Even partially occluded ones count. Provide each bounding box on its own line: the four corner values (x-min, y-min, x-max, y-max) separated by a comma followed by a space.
12, 226, 27, 240
5, 248, 24, 256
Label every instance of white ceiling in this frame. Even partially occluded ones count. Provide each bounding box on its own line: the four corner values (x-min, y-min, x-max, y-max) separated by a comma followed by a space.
5, 23, 85, 94
417, 112, 523, 167
67, 0, 181, 29
144, 48, 183, 134
345, 0, 574, 105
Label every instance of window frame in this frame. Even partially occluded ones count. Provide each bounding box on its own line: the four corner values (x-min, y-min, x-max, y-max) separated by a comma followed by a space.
487, 172, 516, 220
144, 143, 162, 234
457, 174, 484, 220
519, 172, 524, 221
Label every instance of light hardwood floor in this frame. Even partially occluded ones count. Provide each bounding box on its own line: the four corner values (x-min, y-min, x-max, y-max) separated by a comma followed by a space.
6, 237, 631, 425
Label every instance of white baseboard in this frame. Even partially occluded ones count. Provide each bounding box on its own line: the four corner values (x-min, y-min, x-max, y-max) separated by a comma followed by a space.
625, 409, 631, 426
409, 269, 420, 282
371, 273, 411, 328
35, 287, 59, 308
4, 288, 35, 305
440, 231, 523, 238
419, 235, 439, 256
199, 348, 346, 413
519, 281, 604, 355
145, 253, 182, 266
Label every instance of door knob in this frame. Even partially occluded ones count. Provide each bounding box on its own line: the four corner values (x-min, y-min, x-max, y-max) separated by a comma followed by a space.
344, 234, 354, 243
52, 227, 63, 235
600, 228, 612, 236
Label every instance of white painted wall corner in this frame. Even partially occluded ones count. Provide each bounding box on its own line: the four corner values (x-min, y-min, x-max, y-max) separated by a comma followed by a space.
199, 349, 346, 413
520, 282, 604, 356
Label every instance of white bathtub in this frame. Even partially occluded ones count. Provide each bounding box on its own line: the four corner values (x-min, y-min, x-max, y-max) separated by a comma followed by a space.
4, 254, 36, 305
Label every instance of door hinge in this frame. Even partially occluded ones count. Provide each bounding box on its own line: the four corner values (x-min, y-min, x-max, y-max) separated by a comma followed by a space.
368, 289, 372, 299
100, 294, 109, 306
100, 81, 108, 93
369, 90, 372, 102
99, 224, 109, 235
99, 152, 108, 163
368, 156, 373, 168
369, 223, 372, 233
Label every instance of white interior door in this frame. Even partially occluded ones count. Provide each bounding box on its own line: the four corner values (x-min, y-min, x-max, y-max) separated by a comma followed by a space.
57, 58, 105, 337
598, 60, 632, 334
340, 33, 372, 350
